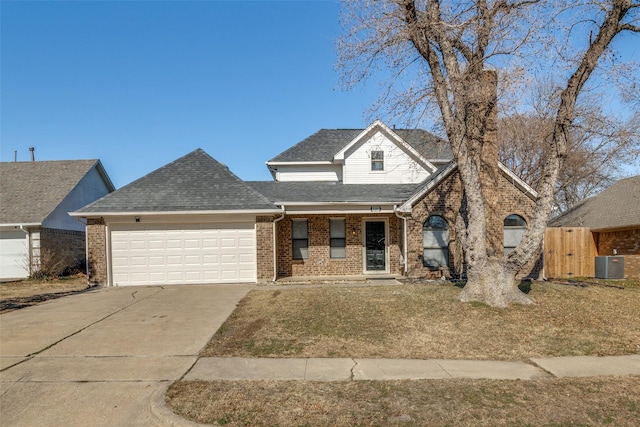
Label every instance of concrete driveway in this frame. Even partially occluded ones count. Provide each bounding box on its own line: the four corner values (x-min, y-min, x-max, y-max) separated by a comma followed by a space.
0, 284, 253, 427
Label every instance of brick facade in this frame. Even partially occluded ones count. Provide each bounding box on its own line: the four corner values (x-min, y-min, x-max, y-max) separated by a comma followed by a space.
256, 216, 275, 281
86, 218, 107, 285
596, 228, 640, 278
405, 169, 540, 280
273, 214, 403, 279
30, 227, 85, 275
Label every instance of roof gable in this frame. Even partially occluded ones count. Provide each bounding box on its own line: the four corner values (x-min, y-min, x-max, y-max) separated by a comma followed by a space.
267, 121, 452, 165
75, 149, 280, 215
550, 175, 640, 230
398, 161, 538, 212
333, 120, 435, 172
0, 159, 112, 225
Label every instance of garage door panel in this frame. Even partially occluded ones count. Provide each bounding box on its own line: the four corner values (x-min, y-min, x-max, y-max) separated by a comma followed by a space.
238, 237, 255, 248
110, 223, 256, 286
185, 255, 201, 265
238, 253, 255, 263
166, 239, 181, 249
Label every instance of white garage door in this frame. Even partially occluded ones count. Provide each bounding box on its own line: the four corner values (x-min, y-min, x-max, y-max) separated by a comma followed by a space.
110, 223, 256, 286
0, 231, 29, 280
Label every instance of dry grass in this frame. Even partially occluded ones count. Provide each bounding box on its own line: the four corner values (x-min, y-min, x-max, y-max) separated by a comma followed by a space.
167, 377, 640, 426
0, 275, 91, 313
202, 281, 640, 360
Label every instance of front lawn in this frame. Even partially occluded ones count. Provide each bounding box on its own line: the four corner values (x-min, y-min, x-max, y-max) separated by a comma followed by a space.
201, 281, 640, 360
168, 280, 640, 426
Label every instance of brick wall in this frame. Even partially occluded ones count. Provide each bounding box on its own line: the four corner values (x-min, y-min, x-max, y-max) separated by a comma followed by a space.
275, 214, 402, 279
86, 218, 107, 285
32, 227, 85, 275
406, 169, 540, 279
596, 228, 640, 278
256, 216, 275, 281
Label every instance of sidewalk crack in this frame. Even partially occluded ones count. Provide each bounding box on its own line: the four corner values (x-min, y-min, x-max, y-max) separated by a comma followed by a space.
350, 358, 357, 381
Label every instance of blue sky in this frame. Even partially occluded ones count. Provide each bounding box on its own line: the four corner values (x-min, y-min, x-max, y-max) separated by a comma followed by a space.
1, 1, 638, 188
2, 0, 379, 187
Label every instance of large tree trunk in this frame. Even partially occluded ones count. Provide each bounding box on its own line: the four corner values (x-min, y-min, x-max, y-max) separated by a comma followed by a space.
459, 257, 534, 307
453, 70, 536, 307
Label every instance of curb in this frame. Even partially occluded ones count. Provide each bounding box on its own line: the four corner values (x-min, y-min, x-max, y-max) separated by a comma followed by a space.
149, 383, 210, 427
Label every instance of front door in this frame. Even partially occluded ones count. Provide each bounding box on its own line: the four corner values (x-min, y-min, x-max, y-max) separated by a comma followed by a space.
365, 221, 386, 272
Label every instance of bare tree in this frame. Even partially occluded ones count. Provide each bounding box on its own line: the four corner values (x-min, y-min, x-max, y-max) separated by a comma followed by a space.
499, 107, 640, 215
338, 0, 639, 307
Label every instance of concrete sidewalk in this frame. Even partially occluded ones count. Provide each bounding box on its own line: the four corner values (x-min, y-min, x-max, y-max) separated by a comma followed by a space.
183, 354, 640, 382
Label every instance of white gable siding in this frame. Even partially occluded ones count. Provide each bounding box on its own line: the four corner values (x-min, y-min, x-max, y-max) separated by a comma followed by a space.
43, 167, 113, 231
343, 131, 431, 184
274, 164, 342, 182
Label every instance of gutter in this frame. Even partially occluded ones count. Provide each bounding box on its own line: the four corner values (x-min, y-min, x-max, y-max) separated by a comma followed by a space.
393, 205, 409, 275
69, 208, 283, 217
272, 206, 286, 282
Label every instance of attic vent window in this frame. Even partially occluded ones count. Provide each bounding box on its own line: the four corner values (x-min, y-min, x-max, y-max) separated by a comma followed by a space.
371, 150, 384, 171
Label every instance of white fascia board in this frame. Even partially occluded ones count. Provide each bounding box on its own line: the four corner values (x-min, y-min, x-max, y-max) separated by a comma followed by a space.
277, 201, 407, 207
0, 222, 41, 228
333, 119, 437, 173
265, 161, 334, 166
333, 120, 383, 161
69, 209, 283, 218
398, 162, 458, 212
498, 162, 538, 200
283, 203, 399, 215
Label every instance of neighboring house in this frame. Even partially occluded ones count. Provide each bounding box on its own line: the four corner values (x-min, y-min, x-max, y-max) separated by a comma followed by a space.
0, 160, 115, 280
74, 118, 540, 287
548, 175, 640, 278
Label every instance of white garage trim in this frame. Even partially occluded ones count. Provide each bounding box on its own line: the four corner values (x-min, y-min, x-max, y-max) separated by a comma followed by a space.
108, 222, 256, 286
0, 230, 30, 280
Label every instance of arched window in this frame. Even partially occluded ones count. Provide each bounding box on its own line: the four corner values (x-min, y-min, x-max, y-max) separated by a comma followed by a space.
423, 215, 449, 269
504, 214, 527, 255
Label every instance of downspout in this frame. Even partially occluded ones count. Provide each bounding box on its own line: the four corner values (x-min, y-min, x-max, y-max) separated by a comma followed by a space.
272, 206, 286, 282
394, 205, 408, 275
19, 225, 30, 276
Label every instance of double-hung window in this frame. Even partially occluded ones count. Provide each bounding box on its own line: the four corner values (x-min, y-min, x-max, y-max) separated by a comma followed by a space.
330, 218, 346, 258
292, 219, 308, 259
371, 150, 384, 171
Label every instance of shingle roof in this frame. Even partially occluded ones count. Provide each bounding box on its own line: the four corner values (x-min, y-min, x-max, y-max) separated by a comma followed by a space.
549, 175, 640, 230
247, 181, 421, 204
76, 149, 279, 214
0, 160, 104, 224
268, 128, 452, 163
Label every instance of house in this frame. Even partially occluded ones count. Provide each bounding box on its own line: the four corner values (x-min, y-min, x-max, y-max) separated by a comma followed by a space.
0, 159, 115, 280
547, 175, 640, 278
73, 118, 540, 287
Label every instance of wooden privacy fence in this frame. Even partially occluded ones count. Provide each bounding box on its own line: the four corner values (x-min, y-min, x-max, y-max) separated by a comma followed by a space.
544, 227, 597, 278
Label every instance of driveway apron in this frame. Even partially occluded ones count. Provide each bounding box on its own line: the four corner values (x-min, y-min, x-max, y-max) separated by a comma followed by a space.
0, 284, 252, 427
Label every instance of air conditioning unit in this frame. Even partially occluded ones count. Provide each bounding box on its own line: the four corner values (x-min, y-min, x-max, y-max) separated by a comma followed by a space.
595, 256, 624, 279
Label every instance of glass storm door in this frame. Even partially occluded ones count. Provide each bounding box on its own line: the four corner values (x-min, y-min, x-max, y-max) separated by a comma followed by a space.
365, 221, 386, 271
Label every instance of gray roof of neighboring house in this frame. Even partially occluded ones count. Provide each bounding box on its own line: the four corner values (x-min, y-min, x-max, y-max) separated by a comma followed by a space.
268, 128, 452, 163
0, 159, 110, 225
76, 149, 279, 214
247, 181, 421, 204
549, 175, 640, 230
